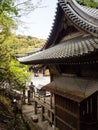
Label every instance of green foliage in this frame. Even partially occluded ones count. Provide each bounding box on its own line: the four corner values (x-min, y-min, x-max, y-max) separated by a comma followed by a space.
0, 95, 27, 130
0, 0, 18, 16
15, 35, 45, 54
0, 95, 11, 109
0, 31, 45, 87
0, 27, 45, 89
0, 0, 44, 88
0, 1, 17, 84
9, 59, 31, 86
0, 34, 14, 83
7, 114, 27, 130
0, 0, 17, 39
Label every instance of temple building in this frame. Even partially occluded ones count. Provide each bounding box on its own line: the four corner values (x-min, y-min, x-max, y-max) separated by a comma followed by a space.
17, 0, 98, 130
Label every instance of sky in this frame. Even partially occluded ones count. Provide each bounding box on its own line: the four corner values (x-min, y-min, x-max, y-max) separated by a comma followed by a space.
15, 0, 57, 39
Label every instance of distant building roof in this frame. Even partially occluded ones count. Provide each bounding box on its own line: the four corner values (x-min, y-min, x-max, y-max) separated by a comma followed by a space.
15, 48, 41, 58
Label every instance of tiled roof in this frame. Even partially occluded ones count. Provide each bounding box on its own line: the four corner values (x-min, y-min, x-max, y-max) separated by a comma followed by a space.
59, 0, 98, 37
17, 0, 98, 65
18, 36, 98, 64
44, 0, 98, 48
15, 48, 41, 58
42, 76, 98, 102
80, 5, 98, 19
43, 0, 98, 49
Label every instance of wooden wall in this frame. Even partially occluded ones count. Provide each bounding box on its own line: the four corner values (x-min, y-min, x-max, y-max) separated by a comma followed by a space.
80, 93, 98, 130
54, 94, 79, 130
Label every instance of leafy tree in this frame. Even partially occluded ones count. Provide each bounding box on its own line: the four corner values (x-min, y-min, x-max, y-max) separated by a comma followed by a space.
0, 0, 43, 88
9, 59, 31, 87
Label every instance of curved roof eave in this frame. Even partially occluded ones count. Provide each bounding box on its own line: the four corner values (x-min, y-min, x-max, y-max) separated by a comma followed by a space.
59, 0, 98, 37
17, 0, 98, 65
17, 36, 98, 65
43, 0, 98, 50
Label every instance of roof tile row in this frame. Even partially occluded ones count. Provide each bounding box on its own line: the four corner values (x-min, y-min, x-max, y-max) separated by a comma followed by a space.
18, 36, 98, 64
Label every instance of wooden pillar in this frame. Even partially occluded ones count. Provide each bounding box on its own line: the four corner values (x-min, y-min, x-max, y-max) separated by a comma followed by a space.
50, 73, 53, 82
38, 90, 40, 100
54, 94, 56, 129
96, 93, 98, 130
28, 90, 30, 104
51, 113, 54, 125
41, 106, 45, 121
33, 91, 35, 99
77, 103, 80, 130
44, 94, 46, 103
30, 91, 33, 101
47, 110, 50, 120
96, 92, 98, 125
23, 88, 25, 104
34, 101, 37, 114
49, 112, 54, 126
50, 93, 53, 109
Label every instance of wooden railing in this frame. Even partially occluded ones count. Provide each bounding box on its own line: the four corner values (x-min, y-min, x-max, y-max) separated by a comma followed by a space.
34, 92, 54, 113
